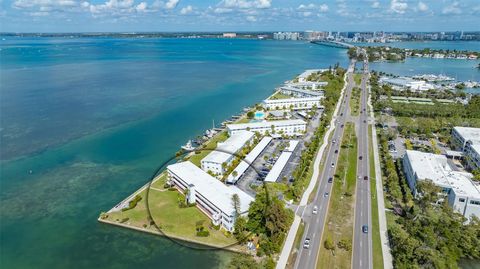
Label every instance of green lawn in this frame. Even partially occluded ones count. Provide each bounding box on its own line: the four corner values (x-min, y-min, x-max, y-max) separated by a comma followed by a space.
188, 131, 229, 167
286, 220, 305, 269
269, 92, 293, 100
354, 73, 362, 86
350, 87, 361, 116
317, 123, 357, 269
369, 126, 384, 269
104, 180, 236, 247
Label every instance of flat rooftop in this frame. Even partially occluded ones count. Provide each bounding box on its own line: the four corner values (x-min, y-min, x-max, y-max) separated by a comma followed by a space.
227, 119, 307, 131
264, 96, 322, 104
279, 86, 324, 96
202, 130, 254, 164
405, 150, 480, 198
167, 161, 254, 215
453, 126, 480, 145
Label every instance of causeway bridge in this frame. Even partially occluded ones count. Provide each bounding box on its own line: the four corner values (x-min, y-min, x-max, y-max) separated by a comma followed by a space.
310, 40, 354, 49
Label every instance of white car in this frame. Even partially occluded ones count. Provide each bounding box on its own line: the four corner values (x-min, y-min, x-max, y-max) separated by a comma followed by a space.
312, 206, 318, 214
303, 238, 311, 249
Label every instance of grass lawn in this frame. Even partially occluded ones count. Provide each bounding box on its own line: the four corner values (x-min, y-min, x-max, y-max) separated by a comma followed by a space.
269, 92, 293, 100
350, 87, 361, 116
354, 73, 362, 86
188, 131, 229, 167
369, 126, 384, 269
317, 123, 357, 269
104, 181, 237, 247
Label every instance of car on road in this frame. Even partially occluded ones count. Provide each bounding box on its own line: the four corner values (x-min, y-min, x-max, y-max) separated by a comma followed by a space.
312, 206, 318, 214
332, 139, 336, 144
340, 113, 343, 116
331, 163, 335, 168
334, 149, 338, 154
303, 238, 311, 249
359, 156, 363, 160
324, 192, 329, 197
341, 124, 344, 128
362, 225, 368, 234
364, 176, 368, 180
328, 177, 333, 183
363, 120, 366, 123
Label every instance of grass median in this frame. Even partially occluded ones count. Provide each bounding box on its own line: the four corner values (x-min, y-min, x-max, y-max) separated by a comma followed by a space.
317, 123, 357, 269
369, 126, 384, 269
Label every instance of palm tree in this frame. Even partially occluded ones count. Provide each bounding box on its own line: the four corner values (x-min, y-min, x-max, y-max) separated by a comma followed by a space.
231, 194, 241, 216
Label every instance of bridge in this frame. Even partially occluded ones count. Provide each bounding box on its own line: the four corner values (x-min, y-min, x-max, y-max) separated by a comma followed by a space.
310, 40, 354, 49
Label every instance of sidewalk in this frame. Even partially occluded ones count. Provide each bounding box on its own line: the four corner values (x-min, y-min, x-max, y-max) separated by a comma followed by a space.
367, 86, 393, 269
276, 69, 350, 269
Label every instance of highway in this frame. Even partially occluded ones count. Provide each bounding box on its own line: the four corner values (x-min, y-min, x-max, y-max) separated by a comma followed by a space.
352, 54, 373, 269
293, 60, 357, 269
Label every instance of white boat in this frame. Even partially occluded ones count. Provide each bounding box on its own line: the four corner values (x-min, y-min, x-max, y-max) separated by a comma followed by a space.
181, 140, 195, 151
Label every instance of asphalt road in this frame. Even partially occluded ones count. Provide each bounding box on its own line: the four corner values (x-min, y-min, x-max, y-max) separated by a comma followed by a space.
293, 60, 357, 269
352, 56, 373, 269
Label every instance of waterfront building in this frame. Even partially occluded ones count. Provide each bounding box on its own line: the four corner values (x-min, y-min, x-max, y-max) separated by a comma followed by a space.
279, 86, 324, 98
297, 69, 327, 82
273, 32, 300, 40
402, 150, 480, 220
222, 33, 237, 38
226, 119, 307, 136
262, 96, 322, 110
451, 127, 480, 171
167, 161, 254, 231
201, 131, 254, 175
379, 76, 434, 91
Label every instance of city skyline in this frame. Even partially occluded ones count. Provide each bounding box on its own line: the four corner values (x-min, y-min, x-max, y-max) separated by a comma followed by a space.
1, 0, 480, 33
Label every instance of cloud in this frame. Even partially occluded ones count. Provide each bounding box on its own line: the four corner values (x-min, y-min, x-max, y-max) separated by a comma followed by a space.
298, 3, 328, 12
389, 0, 408, 14
442, 1, 461, 15
165, 0, 179, 9
371, 1, 380, 9
417, 1, 428, 12
219, 0, 271, 10
319, 4, 328, 12
135, 2, 147, 12
180, 5, 193, 15
246, 15, 256, 21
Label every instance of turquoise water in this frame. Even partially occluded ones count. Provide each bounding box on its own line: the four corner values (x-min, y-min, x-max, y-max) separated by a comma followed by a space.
356, 41, 480, 51
0, 38, 348, 269
254, 111, 265, 120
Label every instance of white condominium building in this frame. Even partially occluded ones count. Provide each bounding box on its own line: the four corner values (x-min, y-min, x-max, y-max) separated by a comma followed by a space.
262, 96, 322, 110
201, 130, 254, 175
226, 119, 307, 137
451, 126, 480, 171
167, 161, 254, 231
402, 150, 480, 220
279, 86, 324, 98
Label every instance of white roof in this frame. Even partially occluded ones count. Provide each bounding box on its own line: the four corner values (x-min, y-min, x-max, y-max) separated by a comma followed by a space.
405, 150, 479, 198
202, 131, 254, 164
285, 140, 299, 152
298, 69, 327, 79
265, 152, 292, 182
227, 136, 273, 183
167, 161, 254, 215
279, 86, 324, 97
264, 96, 322, 104
454, 126, 480, 145
227, 119, 307, 131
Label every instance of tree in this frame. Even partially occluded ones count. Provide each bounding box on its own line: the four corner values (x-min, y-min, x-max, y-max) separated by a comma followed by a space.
233, 216, 248, 242
247, 111, 254, 119
232, 193, 241, 216
227, 254, 258, 269
324, 238, 336, 254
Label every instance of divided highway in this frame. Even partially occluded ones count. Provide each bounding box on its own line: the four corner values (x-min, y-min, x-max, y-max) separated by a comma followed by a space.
293, 60, 357, 269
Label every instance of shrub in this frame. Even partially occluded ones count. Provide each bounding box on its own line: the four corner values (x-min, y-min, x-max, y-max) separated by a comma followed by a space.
122, 195, 142, 211
119, 217, 129, 223
196, 230, 210, 237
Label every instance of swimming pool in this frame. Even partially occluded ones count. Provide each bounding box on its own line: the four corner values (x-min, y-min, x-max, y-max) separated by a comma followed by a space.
254, 111, 265, 120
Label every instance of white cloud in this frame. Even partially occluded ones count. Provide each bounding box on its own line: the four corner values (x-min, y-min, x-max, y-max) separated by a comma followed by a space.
389, 0, 408, 14
442, 1, 461, 15
165, 0, 179, 9
303, 11, 312, 17
246, 15, 256, 21
298, 3, 328, 12
417, 1, 428, 12
214, 7, 233, 13
319, 4, 328, 12
220, 0, 271, 9
135, 1, 147, 12
180, 5, 193, 15
371, 1, 380, 9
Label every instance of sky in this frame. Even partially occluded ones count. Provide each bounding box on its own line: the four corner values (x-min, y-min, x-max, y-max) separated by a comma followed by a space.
1, 0, 479, 33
